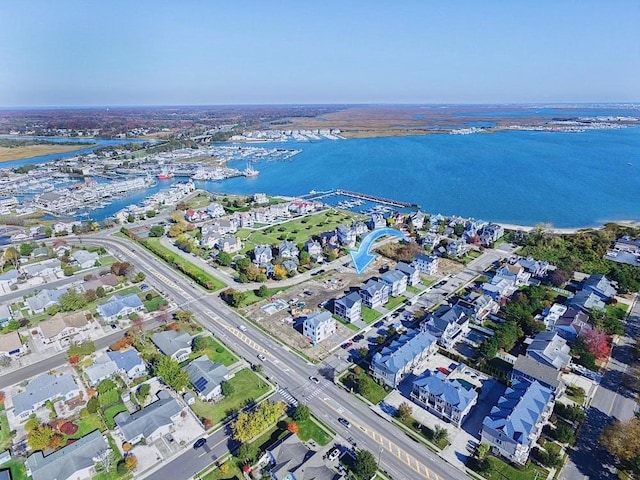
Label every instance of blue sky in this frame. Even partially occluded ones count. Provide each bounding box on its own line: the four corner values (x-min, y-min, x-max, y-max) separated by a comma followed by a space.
1, 1, 638, 106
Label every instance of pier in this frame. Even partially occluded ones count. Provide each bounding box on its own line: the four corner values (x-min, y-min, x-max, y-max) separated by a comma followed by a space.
335, 189, 418, 208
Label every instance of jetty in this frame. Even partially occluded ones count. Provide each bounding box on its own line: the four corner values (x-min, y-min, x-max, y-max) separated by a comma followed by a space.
336, 189, 418, 208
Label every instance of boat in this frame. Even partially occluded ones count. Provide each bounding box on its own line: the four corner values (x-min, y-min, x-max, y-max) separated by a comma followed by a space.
243, 164, 259, 177
157, 169, 174, 180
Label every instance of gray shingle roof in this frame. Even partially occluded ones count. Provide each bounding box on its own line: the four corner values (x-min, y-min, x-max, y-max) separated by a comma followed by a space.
115, 391, 182, 442
106, 349, 145, 374
372, 330, 437, 376
185, 356, 229, 397
361, 279, 386, 296
85, 354, 118, 385
304, 311, 333, 329
268, 433, 339, 480
97, 293, 143, 319
526, 332, 571, 370
26, 287, 67, 312
335, 292, 361, 309
413, 371, 477, 411
381, 269, 405, 284
71, 250, 98, 266
396, 262, 416, 276
513, 355, 562, 390
151, 331, 193, 357
483, 379, 552, 446
12, 373, 79, 416
27, 430, 107, 480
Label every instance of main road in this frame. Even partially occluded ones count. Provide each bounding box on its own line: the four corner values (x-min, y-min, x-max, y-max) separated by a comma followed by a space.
22, 233, 467, 480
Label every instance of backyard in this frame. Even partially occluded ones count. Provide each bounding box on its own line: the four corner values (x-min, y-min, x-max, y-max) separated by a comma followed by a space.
361, 306, 382, 324
478, 456, 548, 480
191, 369, 271, 425
187, 337, 238, 367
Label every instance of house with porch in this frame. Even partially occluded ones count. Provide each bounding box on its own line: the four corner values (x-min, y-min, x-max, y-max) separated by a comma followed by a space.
253, 245, 273, 266
423, 305, 470, 348
336, 225, 357, 247
114, 390, 183, 444
334, 292, 362, 323
396, 261, 420, 286
36, 311, 91, 344
151, 331, 193, 362
12, 373, 82, 420
106, 349, 148, 379
71, 250, 99, 269
185, 356, 233, 401
359, 279, 389, 309
381, 269, 407, 297
97, 294, 144, 322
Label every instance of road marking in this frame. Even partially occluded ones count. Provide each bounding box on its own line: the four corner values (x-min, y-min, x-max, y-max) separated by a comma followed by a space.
200, 312, 270, 355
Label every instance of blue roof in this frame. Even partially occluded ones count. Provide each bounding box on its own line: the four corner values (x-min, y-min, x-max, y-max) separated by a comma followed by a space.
304, 310, 333, 328
396, 262, 416, 276
361, 279, 386, 296
97, 294, 143, 318
106, 349, 145, 373
482, 379, 552, 445
335, 292, 361, 309
413, 371, 477, 411
381, 270, 405, 284
372, 330, 437, 375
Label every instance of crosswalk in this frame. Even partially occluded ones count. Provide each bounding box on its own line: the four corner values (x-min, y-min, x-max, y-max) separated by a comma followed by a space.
278, 388, 298, 407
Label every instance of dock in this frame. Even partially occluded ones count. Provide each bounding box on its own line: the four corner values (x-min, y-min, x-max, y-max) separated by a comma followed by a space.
335, 189, 418, 208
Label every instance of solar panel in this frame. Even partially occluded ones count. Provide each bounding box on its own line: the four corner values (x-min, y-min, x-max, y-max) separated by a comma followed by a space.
194, 377, 208, 393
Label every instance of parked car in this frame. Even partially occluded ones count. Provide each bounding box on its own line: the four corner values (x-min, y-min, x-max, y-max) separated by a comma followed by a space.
328, 447, 341, 462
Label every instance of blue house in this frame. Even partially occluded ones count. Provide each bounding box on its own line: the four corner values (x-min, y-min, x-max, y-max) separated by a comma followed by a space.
582, 274, 617, 301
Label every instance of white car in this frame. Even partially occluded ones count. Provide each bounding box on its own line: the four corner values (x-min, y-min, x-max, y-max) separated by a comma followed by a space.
328, 447, 341, 462
258, 354, 267, 361
309, 376, 320, 384
238, 325, 248, 332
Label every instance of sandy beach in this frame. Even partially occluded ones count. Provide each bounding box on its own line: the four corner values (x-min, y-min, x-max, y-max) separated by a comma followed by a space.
497, 221, 640, 235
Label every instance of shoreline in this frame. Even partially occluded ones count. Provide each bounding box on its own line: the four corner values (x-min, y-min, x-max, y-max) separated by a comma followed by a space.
0, 143, 97, 162
496, 220, 640, 234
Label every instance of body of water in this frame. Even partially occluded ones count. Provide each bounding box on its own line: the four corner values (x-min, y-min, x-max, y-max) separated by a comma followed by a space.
2, 128, 639, 228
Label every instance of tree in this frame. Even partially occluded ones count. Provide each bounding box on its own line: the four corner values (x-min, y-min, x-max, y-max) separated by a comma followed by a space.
146, 210, 156, 218
175, 310, 194, 322
96, 286, 106, 298
25, 415, 40, 431
84, 289, 97, 302
154, 356, 189, 391
125, 454, 138, 471
137, 383, 151, 404
601, 418, 640, 463
231, 400, 286, 443
63, 265, 74, 276
431, 425, 449, 444
272, 264, 287, 280
4, 246, 20, 269
97, 379, 117, 395
353, 449, 378, 480
292, 404, 311, 423
87, 397, 99, 414
111, 261, 133, 277
221, 380, 234, 396
28, 424, 55, 451
133, 272, 146, 283
583, 328, 610, 360
552, 423, 575, 444
287, 422, 299, 434
192, 335, 210, 352
396, 402, 413, 422
49, 433, 64, 450
58, 289, 87, 312
236, 442, 259, 463
256, 285, 270, 298
149, 225, 165, 237
19, 242, 35, 257
46, 304, 60, 316
217, 251, 232, 266
127, 214, 135, 223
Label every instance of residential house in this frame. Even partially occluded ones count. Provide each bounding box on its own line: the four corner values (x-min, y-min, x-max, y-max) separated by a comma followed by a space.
12, 373, 82, 419
262, 433, 340, 480
359, 279, 389, 309
420, 232, 441, 250
334, 292, 362, 323
84, 354, 119, 387
97, 294, 144, 322
106, 349, 147, 379
304, 240, 323, 261
253, 245, 273, 266
114, 390, 183, 444
26, 287, 67, 314
253, 193, 268, 205
352, 220, 369, 236
201, 232, 222, 249
26, 430, 109, 480
368, 213, 386, 230
71, 250, 99, 269
481, 379, 554, 465
318, 231, 339, 250
396, 262, 420, 286
236, 211, 255, 228
495, 264, 531, 286
412, 253, 439, 275
184, 209, 207, 223
336, 225, 357, 248
512, 355, 564, 394
278, 240, 299, 259
0, 304, 12, 327
525, 331, 571, 370
567, 290, 606, 312
52, 221, 81, 234
302, 311, 337, 346
288, 200, 315, 215
31, 246, 49, 259
185, 356, 233, 400
478, 223, 504, 246
217, 235, 242, 254
424, 305, 470, 348
454, 292, 498, 322
410, 370, 478, 427
540, 303, 568, 330
582, 274, 617, 301
37, 311, 90, 344
552, 308, 593, 340
446, 239, 468, 257
151, 331, 193, 362
371, 329, 438, 388
206, 202, 226, 218
0, 270, 18, 289
517, 257, 550, 277
282, 259, 298, 273
481, 272, 517, 301
0, 331, 25, 357
82, 273, 119, 293
22, 258, 62, 278
380, 269, 407, 297
409, 211, 426, 230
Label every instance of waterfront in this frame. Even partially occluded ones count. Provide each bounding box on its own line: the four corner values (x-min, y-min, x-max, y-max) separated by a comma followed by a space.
2, 127, 639, 228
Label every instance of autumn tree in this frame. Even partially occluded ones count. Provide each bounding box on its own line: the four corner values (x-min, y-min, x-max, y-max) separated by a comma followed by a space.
287, 422, 299, 434
583, 328, 610, 360
125, 454, 138, 471
231, 400, 286, 443
28, 424, 55, 450
4, 246, 20, 269
396, 402, 413, 422
600, 418, 640, 463
111, 261, 133, 277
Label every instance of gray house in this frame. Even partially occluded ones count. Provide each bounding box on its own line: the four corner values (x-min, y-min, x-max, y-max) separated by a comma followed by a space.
26, 287, 67, 314
71, 250, 99, 269
185, 356, 233, 400
253, 245, 273, 266
26, 430, 109, 480
114, 390, 183, 444
12, 373, 81, 419
381, 269, 407, 297
359, 279, 389, 309
151, 331, 193, 362
396, 262, 420, 286
97, 293, 144, 322
424, 305, 470, 349
512, 355, 564, 394
583, 274, 617, 301
525, 331, 571, 370
334, 292, 362, 323
262, 433, 340, 480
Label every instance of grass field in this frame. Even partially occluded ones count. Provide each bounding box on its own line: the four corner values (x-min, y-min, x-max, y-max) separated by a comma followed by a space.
103, 404, 128, 429
0, 143, 96, 162
1, 459, 28, 480
0, 408, 13, 450
72, 412, 106, 438
237, 210, 361, 253
361, 306, 382, 324
191, 369, 271, 424
294, 416, 333, 446
385, 296, 407, 311
333, 315, 360, 331
342, 370, 389, 404
242, 285, 291, 307
479, 456, 548, 480
188, 337, 238, 366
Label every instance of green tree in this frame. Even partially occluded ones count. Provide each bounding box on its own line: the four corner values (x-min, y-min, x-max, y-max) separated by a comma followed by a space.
4, 246, 20, 269
154, 356, 189, 391
59, 289, 88, 311
137, 383, 151, 404
216, 251, 232, 266
236, 442, 259, 463
353, 449, 378, 480
292, 404, 311, 422
149, 225, 165, 237
97, 379, 117, 395
63, 265, 74, 276
133, 272, 146, 283
431, 425, 449, 444
231, 400, 286, 443
127, 213, 135, 223
96, 286, 106, 298
175, 310, 193, 322
552, 423, 575, 444
25, 415, 40, 431
256, 285, 269, 298
87, 397, 99, 414
19, 242, 35, 257
146, 210, 156, 218
192, 335, 211, 352
221, 380, 234, 396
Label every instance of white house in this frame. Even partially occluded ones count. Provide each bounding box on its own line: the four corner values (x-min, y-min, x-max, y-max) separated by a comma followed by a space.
396, 262, 420, 286
334, 292, 362, 323
302, 311, 337, 345
381, 269, 407, 297
336, 225, 357, 248
97, 294, 144, 322
114, 390, 183, 444
412, 253, 439, 275
71, 250, 99, 269
12, 373, 82, 419
107, 349, 148, 379
151, 330, 193, 362
424, 305, 471, 349
359, 279, 389, 309
253, 245, 273, 266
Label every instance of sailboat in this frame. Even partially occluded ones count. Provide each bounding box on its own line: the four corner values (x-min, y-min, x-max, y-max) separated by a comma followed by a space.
243, 163, 259, 177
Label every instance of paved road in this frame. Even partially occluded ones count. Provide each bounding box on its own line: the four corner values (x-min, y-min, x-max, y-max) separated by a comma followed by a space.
559, 295, 639, 480
67, 234, 467, 480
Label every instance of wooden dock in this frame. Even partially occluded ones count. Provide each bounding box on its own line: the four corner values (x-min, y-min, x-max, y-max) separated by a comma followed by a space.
336, 189, 418, 208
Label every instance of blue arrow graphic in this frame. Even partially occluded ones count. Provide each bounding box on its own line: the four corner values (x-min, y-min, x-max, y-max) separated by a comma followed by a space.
349, 227, 408, 274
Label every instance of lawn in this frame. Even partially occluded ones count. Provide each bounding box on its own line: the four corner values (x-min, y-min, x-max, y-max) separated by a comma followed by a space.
242, 285, 291, 307
421, 277, 435, 287
606, 303, 628, 321
141, 238, 226, 291
237, 210, 361, 253
333, 315, 360, 332
103, 404, 128, 429
341, 370, 389, 405
189, 337, 238, 366
398, 417, 449, 450
2, 459, 28, 480
71, 412, 106, 439
479, 456, 548, 480
98, 255, 117, 268
294, 416, 332, 446
191, 369, 271, 425
201, 462, 242, 480
565, 385, 586, 405
0, 408, 13, 450
361, 306, 382, 325
407, 285, 421, 294
385, 296, 407, 311
187, 192, 213, 209
143, 295, 168, 312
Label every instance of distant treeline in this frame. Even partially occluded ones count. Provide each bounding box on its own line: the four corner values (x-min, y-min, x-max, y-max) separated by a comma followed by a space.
0, 138, 93, 148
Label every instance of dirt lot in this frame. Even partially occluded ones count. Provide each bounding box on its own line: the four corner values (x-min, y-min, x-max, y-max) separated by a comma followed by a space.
437, 257, 466, 276
241, 256, 396, 361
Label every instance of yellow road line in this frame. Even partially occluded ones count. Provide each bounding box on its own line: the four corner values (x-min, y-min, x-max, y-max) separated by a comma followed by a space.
201, 311, 270, 355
